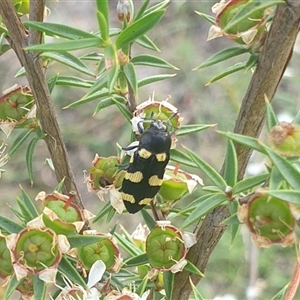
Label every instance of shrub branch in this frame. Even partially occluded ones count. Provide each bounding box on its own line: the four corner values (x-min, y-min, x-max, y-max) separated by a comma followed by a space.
172, 2, 300, 299
0, 0, 85, 211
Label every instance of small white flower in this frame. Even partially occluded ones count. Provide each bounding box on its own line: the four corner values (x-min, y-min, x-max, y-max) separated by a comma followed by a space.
55, 260, 106, 300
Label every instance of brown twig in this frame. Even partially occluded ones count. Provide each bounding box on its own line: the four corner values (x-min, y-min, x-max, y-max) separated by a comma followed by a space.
172, 2, 300, 299
0, 0, 86, 213
284, 259, 300, 300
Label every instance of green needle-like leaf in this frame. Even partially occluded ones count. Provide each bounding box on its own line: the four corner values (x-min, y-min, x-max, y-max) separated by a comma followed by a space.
19, 187, 39, 219
3, 274, 19, 300
26, 38, 103, 52
123, 62, 138, 96
189, 277, 206, 300
112, 98, 132, 122
144, 0, 170, 15
163, 272, 174, 300
131, 54, 179, 70
125, 253, 149, 267
8, 129, 33, 158
114, 232, 143, 256
223, 139, 238, 187
233, 173, 268, 195
265, 95, 279, 130
51, 75, 93, 89
67, 234, 106, 248
93, 95, 126, 115
138, 73, 176, 87
26, 136, 40, 185
65, 89, 109, 109
184, 261, 204, 277
270, 284, 289, 300
170, 149, 198, 168
265, 190, 300, 205
97, 10, 109, 43
115, 10, 165, 49
33, 275, 46, 300
135, 0, 151, 20
206, 61, 247, 85
141, 209, 156, 230
40, 52, 95, 76
177, 124, 216, 136
23, 21, 97, 39
184, 145, 227, 189
59, 256, 87, 288
136, 35, 160, 51
0, 215, 24, 233
262, 145, 300, 190
193, 47, 248, 70
218, 131, 264, 153
194, 10, 215, 24
181, 193, 228, 229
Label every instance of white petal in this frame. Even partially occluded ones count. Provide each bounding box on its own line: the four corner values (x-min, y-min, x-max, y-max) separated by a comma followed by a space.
207, 25, 223, 41
211, 0, 226, 14
57, 234, 71, 253
87, 287, 101, 300
240, 29, 257, 45
27, 214, 46, 229
170, 259, 187, 273
87, 260, 106, 288
185, 179, 198, 194
5, 233, 18, 251
73, 221, 85, 233
26, 105, 36, 119
131, 223, 149, 242
146, 268, 159, 280
13, 263, 28, 281
140, 290, 151, 300
39, 267, 57, 283
0, 123, 15, 138
35, 191, 46, 201
109, 188, 125, 214
183, 232, 197, 248
131, 116, 144, 133
82, 209, 96, 221
43, 206, 59, 221
83, 230, 98, 235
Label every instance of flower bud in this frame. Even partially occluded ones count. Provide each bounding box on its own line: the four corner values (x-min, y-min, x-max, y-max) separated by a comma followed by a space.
268, 122, 300, 157
208, 0, 273, 50
0, 85, 37, 137
132, 96, 182, 149
159, 166, 203, 207
6, 225, 69, 281
238, 191, 296, 247
78, 233, 122, 273
36, 191, 94, 235
146, 221, 187, 271
0, 233, 12, 278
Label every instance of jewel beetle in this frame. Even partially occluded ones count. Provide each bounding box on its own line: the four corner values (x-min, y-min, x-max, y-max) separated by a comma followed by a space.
121, 118, 174, 214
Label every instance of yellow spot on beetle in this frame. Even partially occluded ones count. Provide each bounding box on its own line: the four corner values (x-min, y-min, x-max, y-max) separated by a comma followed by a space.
122, 192, 135, 203
138, 148, 152, 159
149, 175, 163, 186
125, 171, 143, 183
156, 153, 167, 162
139, 198, 153, 205
129, 155, 134, 163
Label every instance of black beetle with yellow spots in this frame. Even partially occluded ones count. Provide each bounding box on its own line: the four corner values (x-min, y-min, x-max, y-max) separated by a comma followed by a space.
121, 119, 173, 214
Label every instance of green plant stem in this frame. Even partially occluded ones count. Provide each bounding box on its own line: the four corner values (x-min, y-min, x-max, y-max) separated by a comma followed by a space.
172, 2, 300, 299
0, 0, 87, 221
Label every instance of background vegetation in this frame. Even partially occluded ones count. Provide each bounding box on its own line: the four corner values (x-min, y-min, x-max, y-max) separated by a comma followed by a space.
1, 0, 300, 299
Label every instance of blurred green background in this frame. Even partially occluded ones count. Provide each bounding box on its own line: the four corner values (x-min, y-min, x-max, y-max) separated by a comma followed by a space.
1, 1, 300, 299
